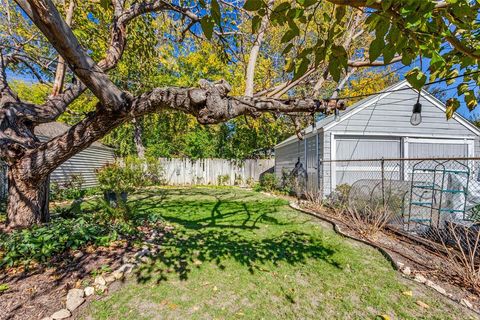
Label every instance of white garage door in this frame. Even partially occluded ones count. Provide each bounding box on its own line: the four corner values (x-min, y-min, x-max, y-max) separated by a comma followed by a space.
334, 136, 401, 187
406, 138, 473, 158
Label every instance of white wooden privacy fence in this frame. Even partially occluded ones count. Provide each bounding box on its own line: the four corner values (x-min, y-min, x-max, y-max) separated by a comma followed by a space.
159, 158, 274, 186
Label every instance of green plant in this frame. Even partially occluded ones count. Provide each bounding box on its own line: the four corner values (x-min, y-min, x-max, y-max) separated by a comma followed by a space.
142, 157, 165, 186
91, 264, 113, 277
0, 283, 9, 294
96, 162, 136, 195
234, 174, 243, 186
0, 216, 120, 268
246, 177, 255, 188
280, 167, 295, 195
217, 174, 230, 186
50, 174, 94, 201
259, 173, 278, 192
93, 199, 134, 226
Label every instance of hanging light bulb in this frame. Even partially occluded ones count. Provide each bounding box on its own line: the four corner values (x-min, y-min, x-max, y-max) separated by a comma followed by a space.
410, 102, 422, 126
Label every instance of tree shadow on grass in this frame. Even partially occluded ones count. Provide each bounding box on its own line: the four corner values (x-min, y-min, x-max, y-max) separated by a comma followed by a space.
121, 188, 342, 283
135, 229, 341, 283
130, 189, 294, 231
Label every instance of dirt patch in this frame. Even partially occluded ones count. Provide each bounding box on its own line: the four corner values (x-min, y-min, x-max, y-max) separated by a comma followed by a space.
0, 242, 135, 320
297, 201, 480, 315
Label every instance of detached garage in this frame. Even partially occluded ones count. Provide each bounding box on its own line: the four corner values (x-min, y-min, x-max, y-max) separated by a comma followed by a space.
274, 80, 480, 197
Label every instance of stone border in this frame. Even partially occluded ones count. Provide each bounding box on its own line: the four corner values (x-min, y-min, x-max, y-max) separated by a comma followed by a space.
40, 227, 169, 320
290, 201, 477, 314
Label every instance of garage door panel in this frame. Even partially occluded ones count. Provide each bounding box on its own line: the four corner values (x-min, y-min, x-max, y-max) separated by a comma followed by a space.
334, 136, 401, 188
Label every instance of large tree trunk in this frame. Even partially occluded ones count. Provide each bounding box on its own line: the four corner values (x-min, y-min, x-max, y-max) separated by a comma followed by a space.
6, 165, 49, 229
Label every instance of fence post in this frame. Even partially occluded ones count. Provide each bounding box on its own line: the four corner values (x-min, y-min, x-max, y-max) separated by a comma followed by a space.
381, 157, 385, 208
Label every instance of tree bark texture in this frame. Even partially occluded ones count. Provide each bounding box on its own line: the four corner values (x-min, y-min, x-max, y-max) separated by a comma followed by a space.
132, 117, 146, 159
6, 165, 49, 228
244, 0, 274, 97
51, 0, 75, 96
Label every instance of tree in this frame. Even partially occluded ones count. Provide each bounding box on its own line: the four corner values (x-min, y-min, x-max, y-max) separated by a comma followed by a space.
1, 0, 479, 228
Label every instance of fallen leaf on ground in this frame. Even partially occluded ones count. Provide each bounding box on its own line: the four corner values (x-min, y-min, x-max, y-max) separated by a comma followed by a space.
402, 290, 413, 297
416, 300, 430, 309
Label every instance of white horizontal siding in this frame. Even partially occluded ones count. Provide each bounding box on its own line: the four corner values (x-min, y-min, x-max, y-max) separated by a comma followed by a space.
51, 147, 115, 188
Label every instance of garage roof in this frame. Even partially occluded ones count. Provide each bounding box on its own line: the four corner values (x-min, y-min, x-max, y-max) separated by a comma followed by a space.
275, 80, 480, 148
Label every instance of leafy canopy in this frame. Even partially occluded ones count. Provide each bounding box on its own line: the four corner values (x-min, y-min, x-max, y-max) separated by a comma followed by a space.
239, 0, 480, 118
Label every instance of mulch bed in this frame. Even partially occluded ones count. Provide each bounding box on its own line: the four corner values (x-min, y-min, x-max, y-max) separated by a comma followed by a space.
0, 241, 135, 320
296, 201, 480, 314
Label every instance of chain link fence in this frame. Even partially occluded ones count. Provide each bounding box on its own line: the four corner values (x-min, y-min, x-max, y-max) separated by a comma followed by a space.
303, 157, 480, 251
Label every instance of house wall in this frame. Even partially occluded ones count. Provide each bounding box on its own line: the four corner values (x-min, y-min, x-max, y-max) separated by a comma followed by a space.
274, 138, 304, 181
276, 85, 480, 198
50, 144, 115, 188
321, 88, 479, 195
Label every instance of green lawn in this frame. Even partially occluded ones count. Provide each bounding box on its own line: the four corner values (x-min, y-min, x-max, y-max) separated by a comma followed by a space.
81, 187, 472, 319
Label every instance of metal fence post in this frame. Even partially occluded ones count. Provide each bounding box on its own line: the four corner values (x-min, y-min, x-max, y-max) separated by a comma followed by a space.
381, 157, 385, 208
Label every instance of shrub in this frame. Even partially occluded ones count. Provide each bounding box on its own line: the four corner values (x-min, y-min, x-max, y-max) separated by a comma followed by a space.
245, 177, 255, 188
280, 168, 296, 195
0, 216, 120, 268
437, 223, 480, 294
142, 157, 165, 185
259, 173, 278, 192
96, 162, 136, 195
50, 174, 98, 201
217, 174, 230, 186
234, 174, 243, 186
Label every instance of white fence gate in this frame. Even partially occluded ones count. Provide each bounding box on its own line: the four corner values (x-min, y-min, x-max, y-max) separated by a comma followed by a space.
159, 158, 274, 186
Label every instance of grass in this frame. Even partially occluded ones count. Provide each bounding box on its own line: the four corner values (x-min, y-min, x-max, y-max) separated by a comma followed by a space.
79, 187, 472, 319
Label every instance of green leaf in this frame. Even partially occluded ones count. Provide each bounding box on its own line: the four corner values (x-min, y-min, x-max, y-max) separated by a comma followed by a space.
243, 0, 263, 11
335, 6, 346, 21
331, 45, 347, 58
211, 0, 221, 25
464, 90, 477, 111
457, 82, 469, 95
405, 68, 427, 90
200, 17, 214, 39
369, 37, 385, 62
100, 0, 111, 10
328, 59, 341, 82
446, 69, 459, 85
298, 0, 317, 8
252, 15, 261, 33
446, 98, 460, 119
382, 0, 393, 10
382, 43, 396, 64
294, 57, 310, 80
282, 43, 294, 55
281, 29, 297, 43
273, 2, 291, 13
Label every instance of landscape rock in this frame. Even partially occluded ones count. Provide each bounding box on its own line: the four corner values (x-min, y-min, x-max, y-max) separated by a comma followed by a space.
135, 248, 150, 259
51, 309, 71, 319
104, 275, 116, 283
139, 256, 151, 263
94, 275, 106, 286
66, 288, 85, 311
416, 300, 430, 309
413, 274, 427, 284
41, 317, 53, 320
396, 261, 404, 268
73, 251, 84, 259
84, 286, 95, 297
425, 280, 446, 295
460, 298, 473, 309
401, 267, 411, 276
117, 263, 135, 274
112, 270, 124, 280
96, 284, 108, 293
